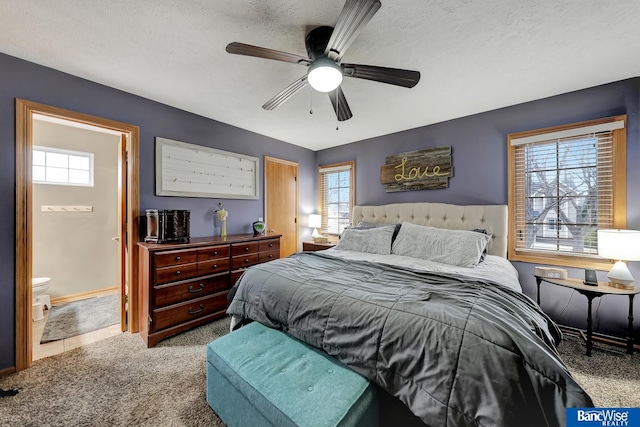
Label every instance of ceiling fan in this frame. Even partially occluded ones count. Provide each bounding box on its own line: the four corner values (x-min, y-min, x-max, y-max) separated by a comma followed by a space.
226, 0, 420, 122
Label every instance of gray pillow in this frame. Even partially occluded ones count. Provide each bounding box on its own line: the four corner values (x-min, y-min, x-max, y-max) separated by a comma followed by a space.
391, 222, 491, 267
334, 225, 396, 255
356, 221, 402, 241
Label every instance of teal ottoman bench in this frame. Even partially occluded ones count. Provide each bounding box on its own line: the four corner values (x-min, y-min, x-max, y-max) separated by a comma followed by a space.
206, 321, 378, 427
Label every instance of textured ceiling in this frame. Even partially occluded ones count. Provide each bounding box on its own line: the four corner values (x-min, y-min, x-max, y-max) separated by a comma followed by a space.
1, 1, 640, 151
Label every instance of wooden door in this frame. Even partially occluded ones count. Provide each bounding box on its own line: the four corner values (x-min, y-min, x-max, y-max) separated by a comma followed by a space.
265, 156, 299, 257
118, 134, 128, 331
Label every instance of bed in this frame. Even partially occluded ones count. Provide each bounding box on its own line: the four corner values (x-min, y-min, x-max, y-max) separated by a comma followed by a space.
227, 202, 593, 427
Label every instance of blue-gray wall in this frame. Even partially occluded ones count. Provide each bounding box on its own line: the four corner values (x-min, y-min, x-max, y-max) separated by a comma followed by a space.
2, 49, 638, 372
318, 78, 640, 341
0, 53, 316, 371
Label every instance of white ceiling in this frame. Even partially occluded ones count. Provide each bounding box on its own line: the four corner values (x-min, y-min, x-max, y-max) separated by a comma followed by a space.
2, 1, 640, 151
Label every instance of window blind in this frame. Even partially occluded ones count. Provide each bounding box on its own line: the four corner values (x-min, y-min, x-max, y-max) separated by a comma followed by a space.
318, 162, 354, 235
512, 130, 615, 257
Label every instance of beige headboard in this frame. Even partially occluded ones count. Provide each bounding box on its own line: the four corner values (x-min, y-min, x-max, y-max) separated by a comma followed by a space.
352, 202, 508, 258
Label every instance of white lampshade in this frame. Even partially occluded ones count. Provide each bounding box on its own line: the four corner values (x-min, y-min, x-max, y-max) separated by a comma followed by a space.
307, 58, 343, 93
308, 214, 322, 238
308, 214, 321, 229
598, 229, 640, 288
598, 229, 640, 261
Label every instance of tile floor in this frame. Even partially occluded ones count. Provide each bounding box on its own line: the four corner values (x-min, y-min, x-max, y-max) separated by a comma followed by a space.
32, 307, 123, 361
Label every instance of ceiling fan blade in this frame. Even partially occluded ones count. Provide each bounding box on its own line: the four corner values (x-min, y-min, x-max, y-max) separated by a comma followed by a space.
325, 0, 381, 62
328, 87, 353, 121
226, 42, 311, 65
342, 63, 420, 88
262, 76, 309, 111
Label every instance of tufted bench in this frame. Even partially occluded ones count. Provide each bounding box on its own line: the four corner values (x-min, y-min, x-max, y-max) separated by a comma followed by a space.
206, 322, 378, 427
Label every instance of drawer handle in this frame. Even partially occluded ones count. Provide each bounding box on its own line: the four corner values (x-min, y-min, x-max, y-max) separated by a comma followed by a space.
244, 258, 249, 263
175, 256, 181, 261
268, 254, 273, 259
244, 247, 249, 251
175, 270, 181, 275
268, 243, 273, 247
212, 264, 218, 269
188, 284, 205, 293
213, 251, 218, 256
188, 304, 204, 315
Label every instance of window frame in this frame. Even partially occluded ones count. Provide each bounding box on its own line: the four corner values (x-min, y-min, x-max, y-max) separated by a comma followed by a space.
32, 145, 95, 187
317, 160, 355, 236
507, 115, 626, 269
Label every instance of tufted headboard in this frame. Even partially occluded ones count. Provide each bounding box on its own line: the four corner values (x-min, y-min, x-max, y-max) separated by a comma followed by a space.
352, 202, 508, 258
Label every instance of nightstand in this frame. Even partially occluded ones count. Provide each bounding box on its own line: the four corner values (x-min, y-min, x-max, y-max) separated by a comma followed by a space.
302, 241, 336, 252
534, 275, 640, 356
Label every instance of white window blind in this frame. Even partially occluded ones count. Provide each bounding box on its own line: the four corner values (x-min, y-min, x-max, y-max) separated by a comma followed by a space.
319, 162, 354, 235
512, 130, 615, 257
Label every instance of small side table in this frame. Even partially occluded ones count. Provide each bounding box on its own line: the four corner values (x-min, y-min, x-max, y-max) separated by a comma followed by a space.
302, 241, 336, 252
534, 275, 640, 356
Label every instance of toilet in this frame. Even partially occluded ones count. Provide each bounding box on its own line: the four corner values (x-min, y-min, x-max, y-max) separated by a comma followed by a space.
32, 277, 51, 321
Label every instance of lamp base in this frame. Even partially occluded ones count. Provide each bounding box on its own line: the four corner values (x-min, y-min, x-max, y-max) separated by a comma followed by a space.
607, 261, 635, 289
607, 281, 635, 290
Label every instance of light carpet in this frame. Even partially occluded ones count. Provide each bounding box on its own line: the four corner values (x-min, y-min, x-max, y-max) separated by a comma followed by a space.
1, 316, 638, 427
40, 294, 120, 343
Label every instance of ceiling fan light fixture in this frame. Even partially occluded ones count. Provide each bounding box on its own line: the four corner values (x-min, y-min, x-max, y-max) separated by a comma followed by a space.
307, 57, 343, 92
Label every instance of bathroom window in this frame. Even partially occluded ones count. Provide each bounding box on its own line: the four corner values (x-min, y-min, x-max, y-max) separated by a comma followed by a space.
33, 146, 94, 186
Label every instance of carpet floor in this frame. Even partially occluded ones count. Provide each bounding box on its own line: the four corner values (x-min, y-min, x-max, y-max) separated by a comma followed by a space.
1, 316, 637, 427
40, 294, 120, 343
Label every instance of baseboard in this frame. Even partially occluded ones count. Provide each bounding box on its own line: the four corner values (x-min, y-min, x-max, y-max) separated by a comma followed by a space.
0, 366, 16, 378
560, 325, 640, 352
51, 287, 118, 305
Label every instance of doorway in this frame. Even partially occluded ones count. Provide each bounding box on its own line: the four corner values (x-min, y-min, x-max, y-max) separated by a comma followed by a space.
15, 99, 140, 371
31, 116, 121, 359
264, 156, 299, 257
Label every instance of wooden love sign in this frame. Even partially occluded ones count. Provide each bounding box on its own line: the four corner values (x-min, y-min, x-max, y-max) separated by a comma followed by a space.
380, 146, 453, 192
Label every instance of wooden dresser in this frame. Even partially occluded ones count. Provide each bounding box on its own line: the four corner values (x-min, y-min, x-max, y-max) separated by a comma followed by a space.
138, 234, 281, 347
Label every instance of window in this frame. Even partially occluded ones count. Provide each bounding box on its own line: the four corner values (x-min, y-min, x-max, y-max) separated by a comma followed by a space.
33, 146, 94, 186
318, 161, 355, 235
508, 115, 626, 269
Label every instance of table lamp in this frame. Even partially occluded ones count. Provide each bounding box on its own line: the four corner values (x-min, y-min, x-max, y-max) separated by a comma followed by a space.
308, 214, 322, 239
597, 229, 640, 289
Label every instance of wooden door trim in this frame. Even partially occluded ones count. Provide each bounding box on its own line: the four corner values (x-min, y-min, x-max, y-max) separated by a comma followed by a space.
14, 99, 140, 371
264, 156, 299, 254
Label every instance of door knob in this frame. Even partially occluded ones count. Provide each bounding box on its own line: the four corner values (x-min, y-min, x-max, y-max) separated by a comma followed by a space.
112, 236, 119, 241
268, 229, 276, 233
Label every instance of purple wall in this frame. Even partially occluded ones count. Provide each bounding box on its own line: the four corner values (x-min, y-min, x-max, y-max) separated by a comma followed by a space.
2, 49, 638, 371
318, 78, 640, 341
0, 53, 316, 371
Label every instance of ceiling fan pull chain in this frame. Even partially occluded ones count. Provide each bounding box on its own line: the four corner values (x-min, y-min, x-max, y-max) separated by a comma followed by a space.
309, 86, 314, 115
336, 94, 340, 130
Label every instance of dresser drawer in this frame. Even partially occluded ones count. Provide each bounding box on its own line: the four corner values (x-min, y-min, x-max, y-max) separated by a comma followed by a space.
197, 258, 231, 275
231, 242, 259, 256
155, 250, 197, 268
153, 273, 230, 308
152, 292, 228, 332
259, 239, 280, 253
259, 250, 279, 263
197, 245, 230, 261
155, 262, 199, 285
232, 253, 259, 269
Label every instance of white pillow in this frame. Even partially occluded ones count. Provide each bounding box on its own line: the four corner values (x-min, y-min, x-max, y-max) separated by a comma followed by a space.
334, 225, 396, 255
391, 222, 491, 267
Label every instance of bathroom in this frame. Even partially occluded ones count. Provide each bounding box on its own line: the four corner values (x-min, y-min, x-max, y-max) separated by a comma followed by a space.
31, 116, 122, 359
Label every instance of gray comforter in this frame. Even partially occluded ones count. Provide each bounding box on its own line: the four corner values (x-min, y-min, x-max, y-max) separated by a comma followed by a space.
227, 252, 593, 427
